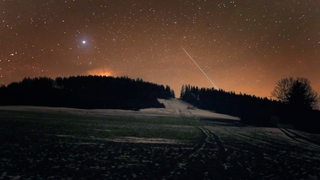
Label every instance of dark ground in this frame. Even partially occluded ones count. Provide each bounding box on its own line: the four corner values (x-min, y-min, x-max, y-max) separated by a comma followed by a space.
0, 109, 320, 179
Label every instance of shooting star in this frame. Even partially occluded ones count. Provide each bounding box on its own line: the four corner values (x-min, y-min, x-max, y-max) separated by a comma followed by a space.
182, 47, 219, 89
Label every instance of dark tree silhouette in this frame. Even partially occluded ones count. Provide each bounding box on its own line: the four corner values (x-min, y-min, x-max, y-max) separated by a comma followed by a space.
180, 85, 320, 132
272, 77, 318, 110
180, 85, 280, 126
0, 76, 175, 110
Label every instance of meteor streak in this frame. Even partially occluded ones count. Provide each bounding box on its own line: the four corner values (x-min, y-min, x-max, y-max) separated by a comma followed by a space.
182, 47, 219, 89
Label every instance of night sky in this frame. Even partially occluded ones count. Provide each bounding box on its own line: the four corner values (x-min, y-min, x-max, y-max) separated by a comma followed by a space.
1, 0, 320, 97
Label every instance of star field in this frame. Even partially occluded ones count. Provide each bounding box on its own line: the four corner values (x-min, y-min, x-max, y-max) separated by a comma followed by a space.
0, 0, 320, 97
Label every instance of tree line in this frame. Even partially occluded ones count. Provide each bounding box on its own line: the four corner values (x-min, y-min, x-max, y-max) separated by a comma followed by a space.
0, 76, 175, 110
180, 78, 319, 133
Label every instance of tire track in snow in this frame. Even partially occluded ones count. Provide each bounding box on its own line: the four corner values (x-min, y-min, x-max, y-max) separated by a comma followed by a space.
279, 128, 320, 149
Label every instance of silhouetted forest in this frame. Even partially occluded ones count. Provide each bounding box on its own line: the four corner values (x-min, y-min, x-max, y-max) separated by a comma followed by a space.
0, 76, 175, 110
181, 85, 320, 133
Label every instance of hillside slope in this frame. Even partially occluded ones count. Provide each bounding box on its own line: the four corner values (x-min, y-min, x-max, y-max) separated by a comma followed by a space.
0, 98, 239, 120
141, 99, 240, 120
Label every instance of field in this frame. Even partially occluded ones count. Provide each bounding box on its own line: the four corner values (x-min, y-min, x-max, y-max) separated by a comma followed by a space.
0, 106, 320, 179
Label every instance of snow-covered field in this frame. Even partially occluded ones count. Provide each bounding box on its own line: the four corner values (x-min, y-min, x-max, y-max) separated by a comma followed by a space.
0, 99, 319, 179
0, 98, 239, 120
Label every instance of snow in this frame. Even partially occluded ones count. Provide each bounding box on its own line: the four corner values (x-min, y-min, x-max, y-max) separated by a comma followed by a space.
0, 98, 240, 120
141, 99, 239, 120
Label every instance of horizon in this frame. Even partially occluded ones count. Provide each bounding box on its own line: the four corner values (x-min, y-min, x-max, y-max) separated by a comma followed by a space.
0, 74, 278, 99
1, 0, 320, 98
1, 74, 319, 101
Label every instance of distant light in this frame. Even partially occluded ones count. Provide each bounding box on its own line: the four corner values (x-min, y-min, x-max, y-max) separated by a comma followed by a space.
82, 40, 87, 44
87, 68, 113, 77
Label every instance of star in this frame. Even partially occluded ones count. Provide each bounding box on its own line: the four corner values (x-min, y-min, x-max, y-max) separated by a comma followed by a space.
0, 0, 319, 98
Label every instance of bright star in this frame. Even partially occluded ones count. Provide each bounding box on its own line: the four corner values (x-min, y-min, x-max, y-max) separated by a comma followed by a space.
82, 40, 87, 45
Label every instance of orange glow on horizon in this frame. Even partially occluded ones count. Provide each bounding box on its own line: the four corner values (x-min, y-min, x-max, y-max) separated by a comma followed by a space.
87, 68, 113, 77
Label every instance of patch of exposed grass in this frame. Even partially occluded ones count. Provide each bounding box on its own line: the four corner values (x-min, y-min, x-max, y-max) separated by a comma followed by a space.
0, 110, 200, 144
